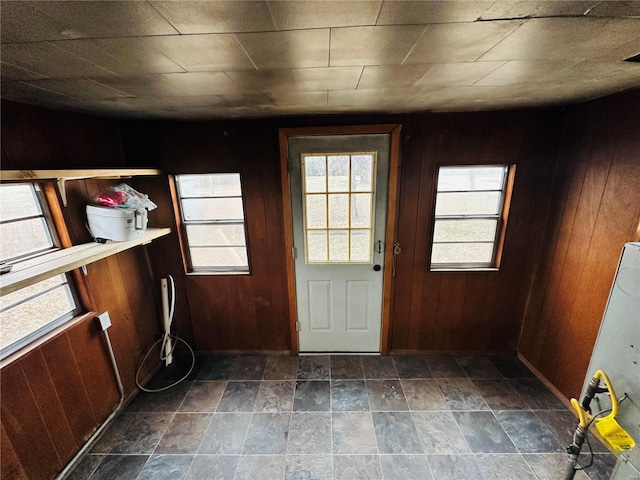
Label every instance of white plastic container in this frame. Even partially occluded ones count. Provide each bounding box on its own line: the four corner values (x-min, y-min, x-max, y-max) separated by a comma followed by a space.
86, 205, 148, 242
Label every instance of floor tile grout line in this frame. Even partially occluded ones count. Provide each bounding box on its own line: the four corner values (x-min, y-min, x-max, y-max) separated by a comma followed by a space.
72, 355, 613, 479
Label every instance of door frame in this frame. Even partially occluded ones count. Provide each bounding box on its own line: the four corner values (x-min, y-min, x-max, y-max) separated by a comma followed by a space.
279, 125, 402, 355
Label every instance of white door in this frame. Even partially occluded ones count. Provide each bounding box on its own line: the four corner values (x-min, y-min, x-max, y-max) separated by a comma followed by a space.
289, 134, 390, 352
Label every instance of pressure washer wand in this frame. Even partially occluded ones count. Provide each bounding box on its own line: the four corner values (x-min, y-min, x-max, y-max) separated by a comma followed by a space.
564, 423, 588, 480
564, 374, 606, 480
581, 376, 608, 413
564, 370, 636, 480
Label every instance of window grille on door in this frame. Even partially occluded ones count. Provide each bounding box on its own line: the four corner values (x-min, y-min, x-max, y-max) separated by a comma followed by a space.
302, 152, 376, 264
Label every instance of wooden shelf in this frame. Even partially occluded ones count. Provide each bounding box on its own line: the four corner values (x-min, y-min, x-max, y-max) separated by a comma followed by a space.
0, 169, 162, 205
0, 228, 171, 297
1, 168, 161, 181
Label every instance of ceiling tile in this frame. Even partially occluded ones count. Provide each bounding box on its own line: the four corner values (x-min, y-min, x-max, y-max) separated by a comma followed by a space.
330, 25, 426, 66
1, 1, 638, 118
224, 70, 297, 92
150, 1, 275, 34
68, 96, 229, 119
1, 42, 115, 79
0, 62, 45, 81
267, 1, 381, 29
220, 93, 278, 108
358, 65, 431, 88
425, 85, 512, 109
587, 1, 640, 17
143, 35, 255, 72
1, 1, 67, 43
20, 78, 130, 100
471, 60, 572, 87
96, 72, 240, 97
225, 67, 362, 93
377, 1, 494, 24
545, 60, 640, 84
22, 1, 178, 39
404, 21, 523, 64
329, 88, 385, 106
378, 87, 437, 105
236, 30, 330, 69
111, 95, 227, 109
416, 62, 506, 87
51, 37, 185, 76
479, 1, 594, 20
1, 80, 74, 105
272, 91, 328, 107
293, 67, 363, 90
479, 18, 640, 61
330, 87, 435, 110
480, 1, 640, 20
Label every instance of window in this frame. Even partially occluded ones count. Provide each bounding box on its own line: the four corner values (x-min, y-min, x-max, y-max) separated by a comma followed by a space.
175, 174, 249, 273
302, 152, 376, 264
0, 183, 80, 358
430, 165, 513, 270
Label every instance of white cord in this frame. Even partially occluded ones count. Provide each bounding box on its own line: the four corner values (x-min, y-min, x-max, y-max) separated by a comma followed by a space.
135, 275, 196, 393
159, 275, 177, 361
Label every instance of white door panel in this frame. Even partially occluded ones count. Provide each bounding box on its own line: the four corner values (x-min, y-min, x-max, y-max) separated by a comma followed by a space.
289, 134, 390, 352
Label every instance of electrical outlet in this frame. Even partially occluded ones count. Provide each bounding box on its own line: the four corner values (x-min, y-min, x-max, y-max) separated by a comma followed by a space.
96, 312, 112, 331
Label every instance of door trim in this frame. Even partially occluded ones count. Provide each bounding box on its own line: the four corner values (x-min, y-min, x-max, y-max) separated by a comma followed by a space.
279, 125, 402, 355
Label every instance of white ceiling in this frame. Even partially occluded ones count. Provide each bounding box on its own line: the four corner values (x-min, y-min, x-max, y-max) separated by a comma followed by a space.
1, 1, 639, 119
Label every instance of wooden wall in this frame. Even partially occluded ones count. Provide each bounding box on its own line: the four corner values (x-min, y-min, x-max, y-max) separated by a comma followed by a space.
517, 90, 640, 398
390, 111, 562, 352
123, 120, 292, 352
1, 100, 126, 170
119, 109, 563, 354
3, 90, 636, 477
1, 102, 165, 479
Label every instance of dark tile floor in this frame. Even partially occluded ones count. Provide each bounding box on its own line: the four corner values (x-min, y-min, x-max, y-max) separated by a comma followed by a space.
67, 354, 617, 480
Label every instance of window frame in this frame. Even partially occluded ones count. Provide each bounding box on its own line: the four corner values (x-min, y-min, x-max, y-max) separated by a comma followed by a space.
0, 182, 83, 360
173, 173, 251, 275
429, 164, 515, 271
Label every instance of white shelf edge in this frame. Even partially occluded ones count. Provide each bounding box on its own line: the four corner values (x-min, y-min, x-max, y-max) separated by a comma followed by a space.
0, 228, 171, 297
0, 169, 162, 206
0, 169, 161, 182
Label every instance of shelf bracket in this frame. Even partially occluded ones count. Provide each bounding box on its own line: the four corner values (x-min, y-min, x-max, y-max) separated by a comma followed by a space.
57, 178, 69, 207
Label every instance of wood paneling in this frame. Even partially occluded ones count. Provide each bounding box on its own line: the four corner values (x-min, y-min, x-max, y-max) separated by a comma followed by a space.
1, 424, 28, 480
132, 120, 293, 353
19, 350, 78, 465
518, 90, 640, 398
1, 101, 165, 480
117, 110, 562, 355
389, 112, 562, 353
1, 362, 62, 479
2, 90, 636, 478
0, 100, 125, 170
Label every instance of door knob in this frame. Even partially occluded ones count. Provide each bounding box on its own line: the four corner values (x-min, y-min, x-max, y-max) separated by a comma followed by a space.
373, 264, 382, 271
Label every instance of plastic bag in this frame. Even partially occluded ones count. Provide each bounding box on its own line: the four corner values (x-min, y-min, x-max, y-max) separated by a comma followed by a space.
92, 183, 157, 211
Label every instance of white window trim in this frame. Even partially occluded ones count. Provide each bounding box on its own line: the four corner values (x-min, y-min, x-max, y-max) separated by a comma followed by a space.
0, 183, 82, 360
429, 164, 512, 271
175, 173, 251, 274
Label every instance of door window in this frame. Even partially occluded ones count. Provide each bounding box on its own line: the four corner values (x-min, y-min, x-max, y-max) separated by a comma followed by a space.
302, 152, 376, 264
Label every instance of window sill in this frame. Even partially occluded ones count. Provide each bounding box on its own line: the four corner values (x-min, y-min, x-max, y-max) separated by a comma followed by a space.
0, 228, 171, 297
430, 267, 500, 273
186, 270, 250, 276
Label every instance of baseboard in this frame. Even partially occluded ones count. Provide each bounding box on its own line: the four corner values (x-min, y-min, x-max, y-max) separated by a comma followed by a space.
390, 349, 514, 356
516, 352, 573, 410
194, 350, 292, 356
